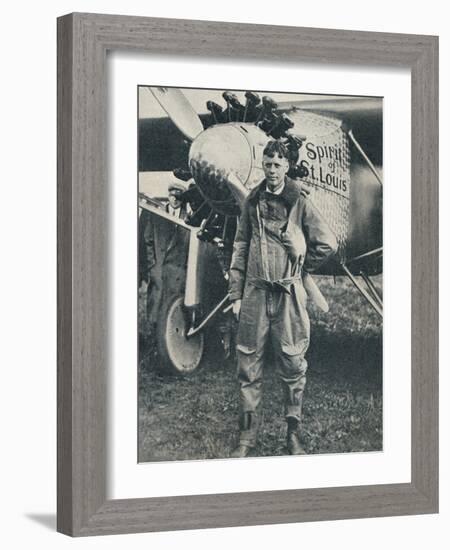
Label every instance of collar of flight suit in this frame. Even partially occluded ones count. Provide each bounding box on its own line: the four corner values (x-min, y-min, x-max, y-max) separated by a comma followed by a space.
247, 177, 302, 210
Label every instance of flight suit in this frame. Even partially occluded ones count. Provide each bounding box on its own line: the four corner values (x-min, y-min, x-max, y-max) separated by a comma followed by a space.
229, 178, 337, 446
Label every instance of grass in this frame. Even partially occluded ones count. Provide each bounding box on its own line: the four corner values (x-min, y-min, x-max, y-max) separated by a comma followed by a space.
138, 275, 382, 462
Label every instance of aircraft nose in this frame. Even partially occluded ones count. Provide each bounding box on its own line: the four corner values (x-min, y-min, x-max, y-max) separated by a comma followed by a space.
189, 125, 253, 215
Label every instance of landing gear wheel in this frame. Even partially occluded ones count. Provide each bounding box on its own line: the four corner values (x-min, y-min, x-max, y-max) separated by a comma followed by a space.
157, 295, 204, 375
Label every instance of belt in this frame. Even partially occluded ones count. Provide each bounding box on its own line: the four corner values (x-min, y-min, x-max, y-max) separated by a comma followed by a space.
249, 276, 302, 295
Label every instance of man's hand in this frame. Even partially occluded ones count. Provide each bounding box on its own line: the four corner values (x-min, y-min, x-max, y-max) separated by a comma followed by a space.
232, 299, 242, 321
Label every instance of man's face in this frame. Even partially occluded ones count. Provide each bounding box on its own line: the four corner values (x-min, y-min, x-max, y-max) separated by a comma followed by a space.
168, 191, 183, 209
262, 154, 290, 191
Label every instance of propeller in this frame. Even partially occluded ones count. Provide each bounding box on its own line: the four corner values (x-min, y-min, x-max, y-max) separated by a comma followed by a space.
148, 87, 204, 142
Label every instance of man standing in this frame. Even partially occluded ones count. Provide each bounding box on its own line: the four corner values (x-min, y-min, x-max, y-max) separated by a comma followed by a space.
229, 140, 337, 458
139, 180, 188, 336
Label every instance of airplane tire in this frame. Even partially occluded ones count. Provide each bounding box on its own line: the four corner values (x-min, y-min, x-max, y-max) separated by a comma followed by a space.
156, 294, 204, 375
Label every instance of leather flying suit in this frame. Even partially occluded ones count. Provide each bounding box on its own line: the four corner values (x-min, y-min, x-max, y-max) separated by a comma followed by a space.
229, 178, 338, 446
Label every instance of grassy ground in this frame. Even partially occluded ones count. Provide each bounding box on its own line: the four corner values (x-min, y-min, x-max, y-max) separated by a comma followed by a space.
138, 275, 382, 462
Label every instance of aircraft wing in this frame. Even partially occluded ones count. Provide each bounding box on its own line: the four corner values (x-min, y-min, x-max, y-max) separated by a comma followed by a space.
280, 97, 382, 116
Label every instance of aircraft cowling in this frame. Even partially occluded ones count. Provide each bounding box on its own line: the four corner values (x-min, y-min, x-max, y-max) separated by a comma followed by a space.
189, 123, 270, 216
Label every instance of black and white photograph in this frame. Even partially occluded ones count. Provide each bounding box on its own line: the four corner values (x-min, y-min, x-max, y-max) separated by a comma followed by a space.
138, 86, 383, 462
1, 0, 444, 542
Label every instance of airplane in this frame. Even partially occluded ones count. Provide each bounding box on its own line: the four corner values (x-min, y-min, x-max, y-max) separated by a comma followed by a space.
138, 86, 383, 375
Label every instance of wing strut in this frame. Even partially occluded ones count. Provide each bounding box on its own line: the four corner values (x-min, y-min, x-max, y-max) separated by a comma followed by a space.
342, 124, 383, 186
341, 263, 383, 317
359, 271, 383, 310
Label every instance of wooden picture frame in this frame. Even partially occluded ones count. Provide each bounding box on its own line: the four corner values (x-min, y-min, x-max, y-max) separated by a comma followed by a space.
57, 12, 438, 536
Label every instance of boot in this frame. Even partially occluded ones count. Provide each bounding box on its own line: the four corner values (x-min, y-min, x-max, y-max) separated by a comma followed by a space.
287, 418, 306, 455
231, 412, 257, 458
230, 443, 253, 458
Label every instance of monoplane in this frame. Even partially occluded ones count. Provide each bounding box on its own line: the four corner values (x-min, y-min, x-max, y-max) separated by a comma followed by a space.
139, 87, 382, 374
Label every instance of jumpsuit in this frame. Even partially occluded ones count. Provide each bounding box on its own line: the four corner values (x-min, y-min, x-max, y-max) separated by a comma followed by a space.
229, 178, 338, 446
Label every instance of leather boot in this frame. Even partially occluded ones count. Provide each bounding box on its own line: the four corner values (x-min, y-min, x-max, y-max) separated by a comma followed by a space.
287, 418, 306, 455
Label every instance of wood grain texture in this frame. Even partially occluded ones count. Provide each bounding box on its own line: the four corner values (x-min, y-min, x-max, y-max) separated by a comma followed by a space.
57, 12, 439, 537
57, 13, 74, 535
410, 35, 439, 505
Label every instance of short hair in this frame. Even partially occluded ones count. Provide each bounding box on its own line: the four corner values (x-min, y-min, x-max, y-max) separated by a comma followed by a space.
263, 140, 289, 160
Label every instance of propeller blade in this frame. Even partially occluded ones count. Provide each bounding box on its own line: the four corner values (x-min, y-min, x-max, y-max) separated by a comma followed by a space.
226, 172, 249, 211
148, 87, 204, 142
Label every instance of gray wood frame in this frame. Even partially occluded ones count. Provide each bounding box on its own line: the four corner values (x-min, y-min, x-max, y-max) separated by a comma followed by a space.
57, 12, 438, 537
